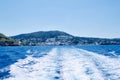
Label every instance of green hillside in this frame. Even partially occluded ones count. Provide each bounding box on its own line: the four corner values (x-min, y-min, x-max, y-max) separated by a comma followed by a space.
0, 33, 19, 46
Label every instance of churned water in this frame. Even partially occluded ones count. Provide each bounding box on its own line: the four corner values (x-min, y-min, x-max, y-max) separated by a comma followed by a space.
0, 45, 120, 80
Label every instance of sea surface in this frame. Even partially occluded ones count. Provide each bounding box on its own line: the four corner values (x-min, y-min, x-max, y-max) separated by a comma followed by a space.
0, 45, 120, 80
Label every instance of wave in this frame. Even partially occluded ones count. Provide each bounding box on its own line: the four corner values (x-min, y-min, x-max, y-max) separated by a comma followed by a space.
4, 47, 120, 80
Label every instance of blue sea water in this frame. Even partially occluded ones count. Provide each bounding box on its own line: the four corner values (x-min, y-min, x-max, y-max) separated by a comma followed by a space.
0, 45, 120, 80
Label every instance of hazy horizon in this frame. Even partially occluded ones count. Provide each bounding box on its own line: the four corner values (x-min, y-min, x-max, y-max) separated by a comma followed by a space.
0, 0, 120, 38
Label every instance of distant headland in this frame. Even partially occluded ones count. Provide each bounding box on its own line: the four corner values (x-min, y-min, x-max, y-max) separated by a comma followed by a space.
0, 31, 120, 46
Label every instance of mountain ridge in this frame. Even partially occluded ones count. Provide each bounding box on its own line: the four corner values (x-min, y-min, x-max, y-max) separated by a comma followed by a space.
12, 30, 73, 39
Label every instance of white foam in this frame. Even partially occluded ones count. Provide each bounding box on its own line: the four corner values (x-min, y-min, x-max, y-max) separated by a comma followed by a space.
60, 48, 105, 80
4, 47, 120, 80
5, 48, 59, 80
77, 49, 120, 80
109, 51, 117, 56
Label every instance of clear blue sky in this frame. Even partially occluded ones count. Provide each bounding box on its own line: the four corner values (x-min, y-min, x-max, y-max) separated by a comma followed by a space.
0, 0, 120, 38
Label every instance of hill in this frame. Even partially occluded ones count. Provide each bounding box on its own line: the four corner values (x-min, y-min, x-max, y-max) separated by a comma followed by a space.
11, 31, 120, 46
12, 31, 73, 45
0, 33, 19, 46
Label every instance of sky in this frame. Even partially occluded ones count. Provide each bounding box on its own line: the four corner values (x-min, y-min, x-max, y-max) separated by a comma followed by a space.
0, 0, 120, 38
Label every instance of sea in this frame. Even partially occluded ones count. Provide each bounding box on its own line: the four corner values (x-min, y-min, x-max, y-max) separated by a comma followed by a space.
0, 45, 120, 80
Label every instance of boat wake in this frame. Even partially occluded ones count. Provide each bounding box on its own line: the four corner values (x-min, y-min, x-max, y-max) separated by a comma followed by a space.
4, 47, 120, 80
